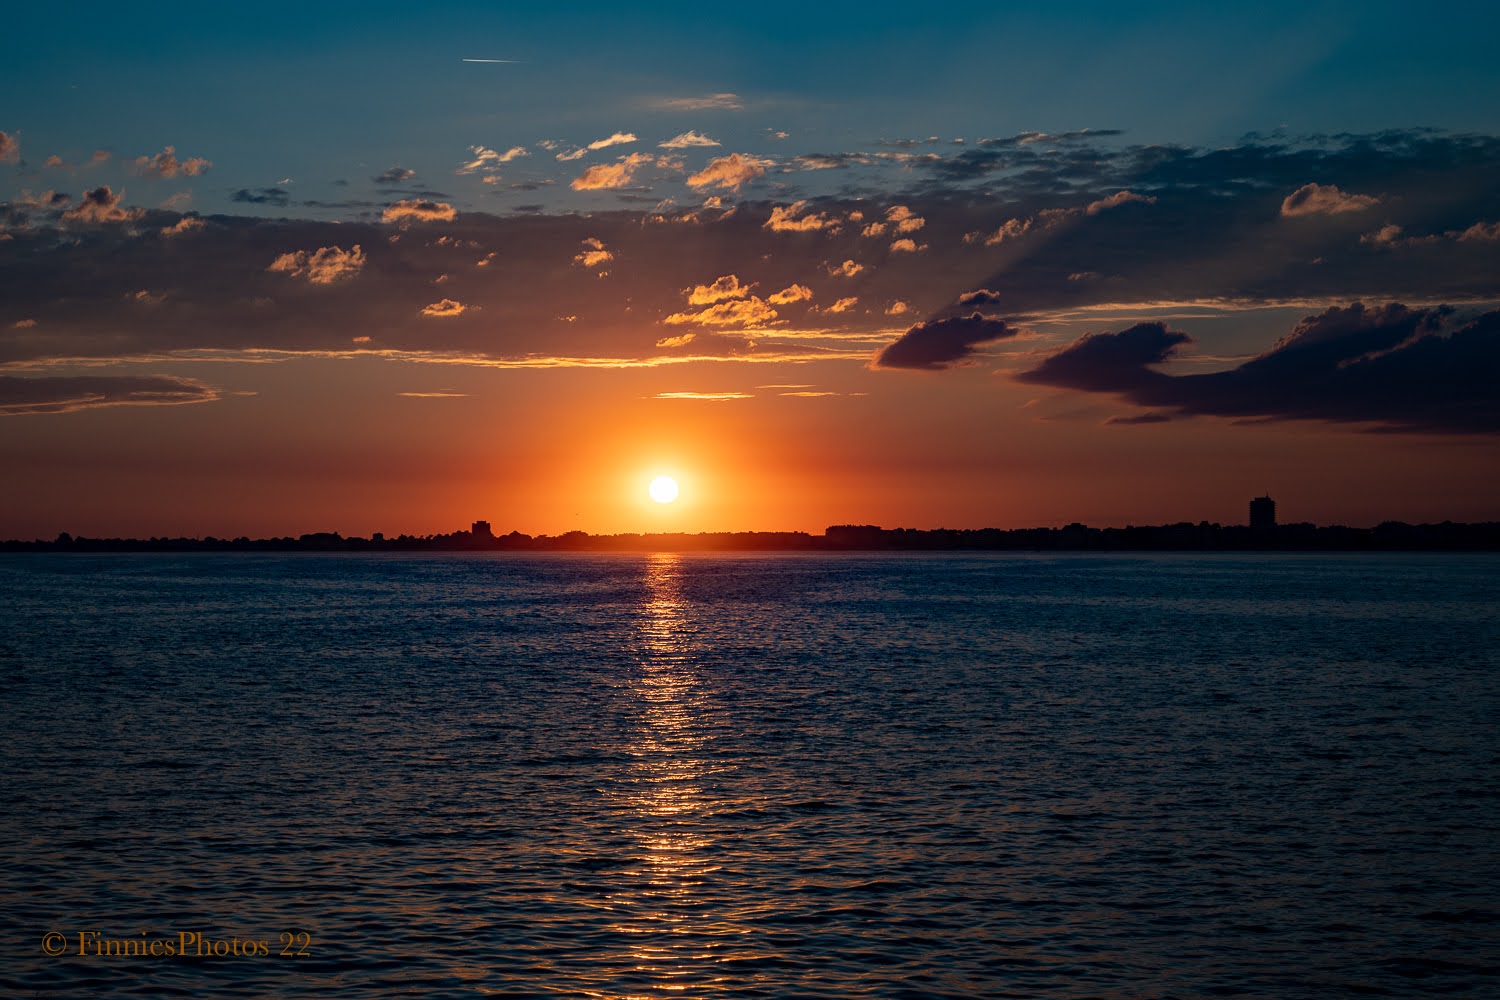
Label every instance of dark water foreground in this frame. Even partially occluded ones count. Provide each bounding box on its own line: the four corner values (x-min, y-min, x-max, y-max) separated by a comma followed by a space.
1, 552, 1496, 998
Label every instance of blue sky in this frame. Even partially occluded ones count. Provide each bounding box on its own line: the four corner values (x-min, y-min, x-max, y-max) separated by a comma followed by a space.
7, 1, 1499, 217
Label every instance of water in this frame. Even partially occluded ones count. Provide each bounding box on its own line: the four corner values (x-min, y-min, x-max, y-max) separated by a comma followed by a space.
1, 552, 1497, 998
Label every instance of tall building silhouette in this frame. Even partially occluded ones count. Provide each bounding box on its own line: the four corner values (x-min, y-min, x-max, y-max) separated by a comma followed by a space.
1249, 495, 1276, 529
471, 519, 493, 539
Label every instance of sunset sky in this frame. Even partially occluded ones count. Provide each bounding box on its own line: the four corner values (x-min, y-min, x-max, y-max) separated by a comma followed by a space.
3, 1, 1499, 538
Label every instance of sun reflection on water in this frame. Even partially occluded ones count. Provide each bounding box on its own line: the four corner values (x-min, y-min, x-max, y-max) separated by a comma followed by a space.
598, 553, 740, 996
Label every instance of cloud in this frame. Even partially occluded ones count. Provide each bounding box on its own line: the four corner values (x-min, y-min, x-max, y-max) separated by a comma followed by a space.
765, 200, 839, 233
421, 298, 468, 317
687, 153, 773, 192
375, 166, 416, 183
267, 244, 367, 284
398, 390, 467, 397
664, 296, 778, 327
890, 238, 924, 253
825, 296, 857, 314
656, 332, 696, 348
0, 374, 217, 416
652, 391, 752, 400
769, 284, 813, 305
793, 153, 872, 171
885, 205, 925, 234
61, 186, 139, 223
1016, 303, 1500, 433
1105, 412, 1172, 425
1458, 221, 1500, 242
958, 289, 1003, 306
827, 259, 865, 278
885, 301, 909, 315
874, 313, 1021, 370
965, 217, 1032, 246
1085, 189, 1156, 215
651, 94, 743, 111
587, 132, 638, 151
382, 199, 457, 223
573, 237, 613, 268
134, 146, 212, 178
688, 275, 753, 304
659, 131, 721, 150
232, 187, 290, 206
1280, 183, 1380, 217
0, 131, 18, 164
458, 146, 528, 175
570, 152, 674, 191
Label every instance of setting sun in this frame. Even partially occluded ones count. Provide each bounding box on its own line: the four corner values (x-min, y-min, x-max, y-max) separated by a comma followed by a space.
648, 476, 680, 504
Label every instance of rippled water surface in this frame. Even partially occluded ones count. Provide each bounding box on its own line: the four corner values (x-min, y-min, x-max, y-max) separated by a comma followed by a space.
2, 552, 1498, 998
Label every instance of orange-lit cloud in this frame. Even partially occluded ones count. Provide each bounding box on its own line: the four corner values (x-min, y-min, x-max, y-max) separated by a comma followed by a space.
458, 145, 528, 175
382, 199, 457, 223
656, 332, 696, 348
651, 390, 752, 400
966, 216, 1032, 246
827, 259, 865, 277
267, 244, 367, 284
664, 297, 778, 327
134, 146, 212, 178
0, 131, 18, 163
1281, 183, 1380, 217
421, 298, 468, 317
769, 284, 813, 304
570, 152, 676, 191
688, 275, 753, 304
885, 301, 909, 315
587, 132, 638, 151
0, 374, 218, 416
825, 296, 858, 313
1086, 189, 1156, 215
890, 238, 924, 253
687, 153, 773, 191
886, 204, 925, 233
573, 237, 614, 268
765, 200, 839, 232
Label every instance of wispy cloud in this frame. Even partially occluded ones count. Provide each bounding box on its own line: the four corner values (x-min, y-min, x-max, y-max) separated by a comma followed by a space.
650, 93, 743, 111
134, 146, 212, 179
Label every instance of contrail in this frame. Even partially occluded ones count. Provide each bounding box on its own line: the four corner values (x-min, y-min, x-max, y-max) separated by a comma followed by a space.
463, 58, 522, 63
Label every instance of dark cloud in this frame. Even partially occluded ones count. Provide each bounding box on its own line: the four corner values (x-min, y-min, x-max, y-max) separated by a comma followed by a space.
958, 289, 1003, 306
61, 186, 138, 223
0, 375, 218, 415
873, 313, 1020, 370
1104, 412, 1172, 425
374, 166, 416, 184
232, 187, 291, 206
1017, 303, 1500, 433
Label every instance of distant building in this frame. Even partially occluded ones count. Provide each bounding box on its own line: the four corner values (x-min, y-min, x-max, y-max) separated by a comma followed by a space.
471, 520, 493, 539
1249, 495, 1276, 529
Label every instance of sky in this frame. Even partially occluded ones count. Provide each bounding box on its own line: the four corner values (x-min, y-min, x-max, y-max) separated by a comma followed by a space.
2, 0, 1499, 538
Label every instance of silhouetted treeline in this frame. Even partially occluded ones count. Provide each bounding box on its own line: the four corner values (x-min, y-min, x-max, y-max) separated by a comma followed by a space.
4, 520, 1500, 553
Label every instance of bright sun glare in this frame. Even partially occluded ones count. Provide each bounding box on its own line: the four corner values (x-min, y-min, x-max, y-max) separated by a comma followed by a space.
648, 476, 680, 504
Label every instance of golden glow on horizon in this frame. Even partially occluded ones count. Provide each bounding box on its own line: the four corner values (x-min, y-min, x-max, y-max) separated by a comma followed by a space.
648, 476, 680, 504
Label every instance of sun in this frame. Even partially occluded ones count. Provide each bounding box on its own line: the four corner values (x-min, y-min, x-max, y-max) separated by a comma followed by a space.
648, 476, 680, 504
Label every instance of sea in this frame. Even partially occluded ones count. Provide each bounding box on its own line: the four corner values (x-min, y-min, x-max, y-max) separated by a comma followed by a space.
1, 552, 1497, 998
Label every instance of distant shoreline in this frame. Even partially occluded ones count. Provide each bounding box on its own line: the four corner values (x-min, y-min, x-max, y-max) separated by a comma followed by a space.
5, 521, 1499, 553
